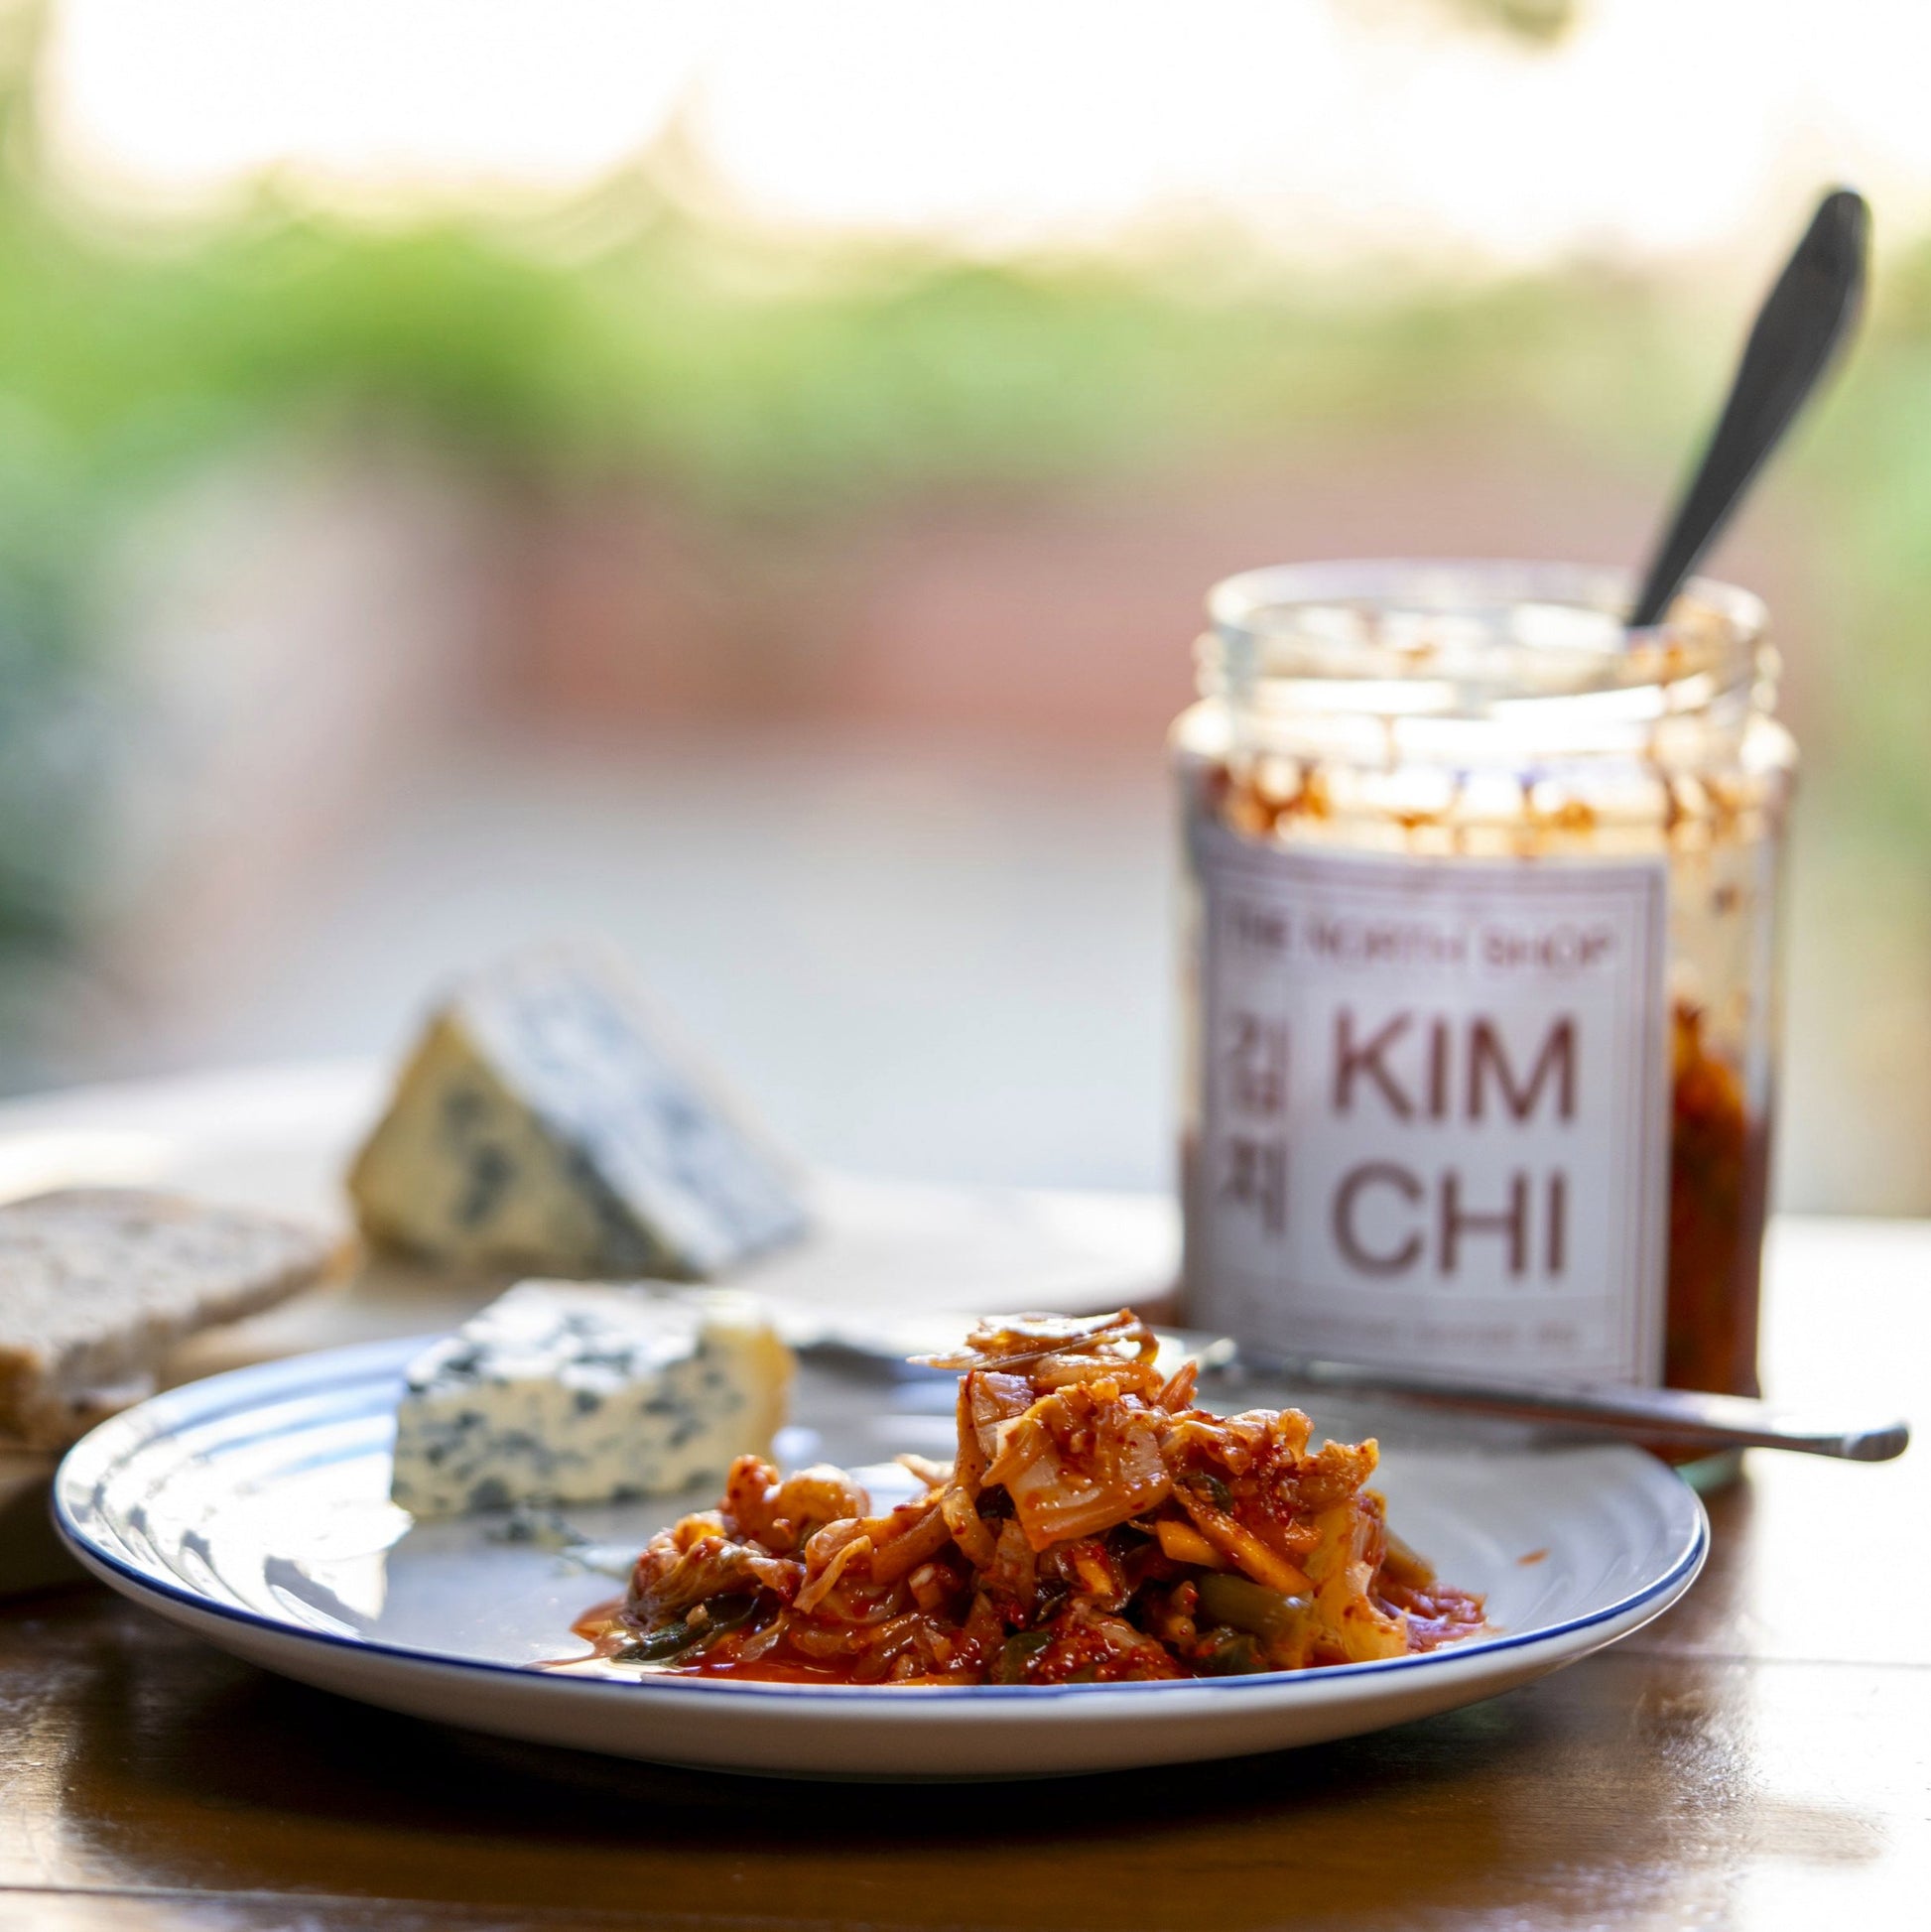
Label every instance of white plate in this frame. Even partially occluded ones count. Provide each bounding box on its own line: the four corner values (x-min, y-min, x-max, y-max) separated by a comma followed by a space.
55, 1338, 1707, 1780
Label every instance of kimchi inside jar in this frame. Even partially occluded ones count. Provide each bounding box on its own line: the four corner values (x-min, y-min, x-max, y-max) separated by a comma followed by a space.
1173, 561, 1793, 1409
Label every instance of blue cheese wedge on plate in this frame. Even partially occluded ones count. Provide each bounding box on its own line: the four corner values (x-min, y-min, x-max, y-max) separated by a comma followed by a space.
390, 1281, 793, 1518
348, 945, 808, 1280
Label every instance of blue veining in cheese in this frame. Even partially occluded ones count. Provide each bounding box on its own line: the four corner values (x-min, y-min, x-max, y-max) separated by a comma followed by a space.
389, 1281, 793, 1518
348, 946, 809, 1279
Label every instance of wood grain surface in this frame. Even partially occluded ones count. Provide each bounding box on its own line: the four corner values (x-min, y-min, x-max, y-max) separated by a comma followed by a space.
1, 1149, 1923, 1929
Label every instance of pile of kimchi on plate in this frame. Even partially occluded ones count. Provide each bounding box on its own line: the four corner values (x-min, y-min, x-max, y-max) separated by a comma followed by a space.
567, 1310, 1486, 1686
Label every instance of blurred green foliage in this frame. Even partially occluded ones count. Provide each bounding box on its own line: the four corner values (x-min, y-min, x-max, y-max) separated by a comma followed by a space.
0, 208, 1718, 527
1446, 0, 1582, 44
0, 11, 1924, 972
0, 202, 1686, 946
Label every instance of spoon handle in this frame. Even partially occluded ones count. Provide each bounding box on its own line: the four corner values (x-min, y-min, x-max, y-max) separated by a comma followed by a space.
782, 1317, 1910, 1464
1209, 1346, 1909, 1463
1629, 187, 1868, 629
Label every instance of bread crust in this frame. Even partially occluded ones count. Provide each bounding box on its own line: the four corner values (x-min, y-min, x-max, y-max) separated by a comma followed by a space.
0, 1190, 352, 1449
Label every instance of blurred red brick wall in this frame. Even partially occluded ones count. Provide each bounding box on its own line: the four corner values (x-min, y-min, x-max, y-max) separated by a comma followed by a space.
489, 433, 1827, 752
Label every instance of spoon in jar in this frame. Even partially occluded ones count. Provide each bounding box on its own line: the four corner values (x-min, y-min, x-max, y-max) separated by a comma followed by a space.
1628, 187, 1869, 629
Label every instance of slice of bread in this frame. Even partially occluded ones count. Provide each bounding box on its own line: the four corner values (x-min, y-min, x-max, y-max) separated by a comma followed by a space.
0, 1190, 351, 1450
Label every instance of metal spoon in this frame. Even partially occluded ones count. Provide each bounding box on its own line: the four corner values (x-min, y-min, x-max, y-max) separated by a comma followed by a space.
1198, 1343, 1909, 1464
781, 1315, 1910, 1463
1628, 187, 1868, 628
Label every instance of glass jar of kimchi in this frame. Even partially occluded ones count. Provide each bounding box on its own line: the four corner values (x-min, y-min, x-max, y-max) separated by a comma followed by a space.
1173, 560, 1794, 1398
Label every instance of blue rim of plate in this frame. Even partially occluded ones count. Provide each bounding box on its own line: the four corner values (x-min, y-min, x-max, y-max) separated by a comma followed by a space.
53, 1336, 1710, 1705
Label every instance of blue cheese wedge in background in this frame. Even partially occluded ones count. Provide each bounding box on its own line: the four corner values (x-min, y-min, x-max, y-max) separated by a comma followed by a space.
348, 945, 809, 1279
390, 1280, 792, 1518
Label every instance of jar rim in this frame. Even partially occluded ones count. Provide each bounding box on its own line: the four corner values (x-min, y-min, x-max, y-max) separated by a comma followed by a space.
1203, 559, 1768, 709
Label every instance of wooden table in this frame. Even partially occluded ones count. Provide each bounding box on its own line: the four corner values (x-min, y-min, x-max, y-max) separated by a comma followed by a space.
1, 1078, 1925, 1929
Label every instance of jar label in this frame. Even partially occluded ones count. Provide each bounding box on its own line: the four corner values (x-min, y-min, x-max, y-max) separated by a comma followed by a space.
1188, 828, 1670, 1383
